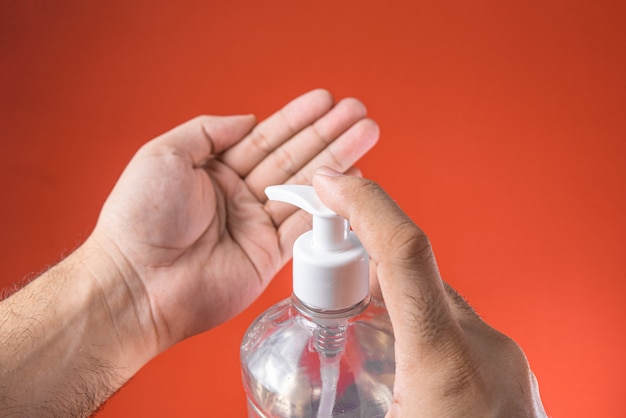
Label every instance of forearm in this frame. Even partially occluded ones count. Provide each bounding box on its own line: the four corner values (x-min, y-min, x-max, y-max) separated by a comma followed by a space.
0, 239, 158, 417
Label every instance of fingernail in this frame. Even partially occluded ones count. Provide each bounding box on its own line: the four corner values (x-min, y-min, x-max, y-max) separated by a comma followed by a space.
316, 166, 343, 177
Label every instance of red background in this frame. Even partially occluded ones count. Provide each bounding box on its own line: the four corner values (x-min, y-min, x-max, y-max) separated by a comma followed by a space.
1, 1, 625, 416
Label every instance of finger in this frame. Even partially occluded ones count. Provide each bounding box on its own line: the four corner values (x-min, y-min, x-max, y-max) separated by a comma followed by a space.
220, 89, 335, 177
245, 97, 368, 199
312, 170, 457, 351
289, 119, 378, 187
261, 119, 379, 227
148, 115, 257, 166
442, 281, 480, 320
369, 276, 479, 323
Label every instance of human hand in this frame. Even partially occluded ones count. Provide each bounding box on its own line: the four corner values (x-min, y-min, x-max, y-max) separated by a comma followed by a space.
313, 170, 547, 417
89, 89, 379, 350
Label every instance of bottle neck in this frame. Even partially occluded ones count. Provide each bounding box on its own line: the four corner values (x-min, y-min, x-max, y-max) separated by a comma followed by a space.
292, 293, 371, 358
291, 293, 370, 326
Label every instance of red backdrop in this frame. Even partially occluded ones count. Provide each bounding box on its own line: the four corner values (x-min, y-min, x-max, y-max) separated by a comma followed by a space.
1, 1, 625, 416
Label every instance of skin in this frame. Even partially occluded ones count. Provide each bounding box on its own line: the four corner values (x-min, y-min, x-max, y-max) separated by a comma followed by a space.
0, 89, 378, 416
0, 89, 547, 417
313, 169, 547, 418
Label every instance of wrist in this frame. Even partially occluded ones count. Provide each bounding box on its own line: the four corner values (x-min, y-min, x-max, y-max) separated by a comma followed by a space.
76, 235, 163, 362
0, 237, 161, 414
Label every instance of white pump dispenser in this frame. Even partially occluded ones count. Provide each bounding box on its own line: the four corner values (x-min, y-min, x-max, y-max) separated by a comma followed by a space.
240, 184, 395, 418
265, 185, 369, 311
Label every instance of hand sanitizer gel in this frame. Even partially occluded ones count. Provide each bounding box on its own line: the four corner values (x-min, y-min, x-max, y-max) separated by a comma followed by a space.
241, 185, 395, 418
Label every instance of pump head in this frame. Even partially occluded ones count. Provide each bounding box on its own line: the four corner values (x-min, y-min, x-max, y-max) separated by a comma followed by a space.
266, 185, 369, 311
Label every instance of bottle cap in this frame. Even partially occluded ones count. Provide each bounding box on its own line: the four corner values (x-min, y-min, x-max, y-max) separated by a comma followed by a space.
266, 185, 369, 311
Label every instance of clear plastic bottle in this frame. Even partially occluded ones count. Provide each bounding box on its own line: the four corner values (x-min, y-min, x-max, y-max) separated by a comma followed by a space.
240, 185, 395, 418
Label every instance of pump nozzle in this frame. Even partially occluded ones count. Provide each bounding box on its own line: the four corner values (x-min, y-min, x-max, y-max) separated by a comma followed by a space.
266, 185, 349, 251
265, 185, 369, 311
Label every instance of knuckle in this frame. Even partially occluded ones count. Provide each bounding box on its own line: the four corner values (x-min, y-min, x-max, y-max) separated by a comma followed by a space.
272, 146, 298, 175
310, 121, 333, 146
249, 127, 274, 153
387, 221, 432, 265
278, 107, 298, 136
322, 148, 343, 171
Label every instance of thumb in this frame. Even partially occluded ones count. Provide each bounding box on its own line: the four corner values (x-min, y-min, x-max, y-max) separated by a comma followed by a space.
312, 168, 460, 379
149, 114, 257, 166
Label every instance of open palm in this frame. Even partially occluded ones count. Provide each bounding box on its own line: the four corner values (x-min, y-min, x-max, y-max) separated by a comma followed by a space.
92, 90, 379, 347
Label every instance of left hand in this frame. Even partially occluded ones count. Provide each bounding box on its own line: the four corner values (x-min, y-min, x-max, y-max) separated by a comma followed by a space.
90, 89, 379, 348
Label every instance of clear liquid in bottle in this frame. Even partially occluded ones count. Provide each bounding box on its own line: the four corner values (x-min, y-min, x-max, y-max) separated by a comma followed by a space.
241, 295, 395, 418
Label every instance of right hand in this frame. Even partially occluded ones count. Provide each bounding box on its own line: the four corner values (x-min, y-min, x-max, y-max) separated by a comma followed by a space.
313, 168, 547, 417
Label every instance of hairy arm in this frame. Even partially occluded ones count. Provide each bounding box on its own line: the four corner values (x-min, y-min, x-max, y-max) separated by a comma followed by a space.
0, 91, 378, 416
0, 238, 157, 417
